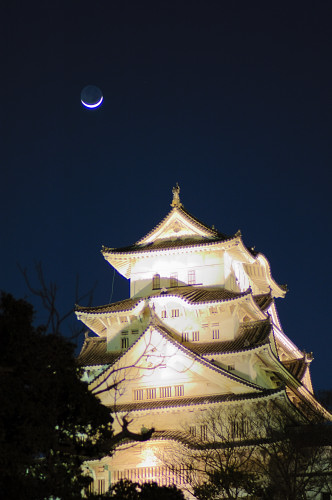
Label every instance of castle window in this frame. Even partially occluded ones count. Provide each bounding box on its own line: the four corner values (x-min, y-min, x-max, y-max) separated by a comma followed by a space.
120, 316, 127, 323
212, 329, 220, 340
161, 310, 167, 318
97, 479, 105, 494
192, 331, 199, 341
170, 273, 178, 287
189, 426, 196, 437
159, 386, 172, 398
133, 389, 144, 401
182, 332, 189, 342
146, 388, 156, 400
174, 385, 184, 397
210, 306, 218, 314
171, 309, 179, 318
152, 274, 160, 289
188, 270, 196, 285
121, 337, 129, 349
228, 364, 235, 371
231, 417, 250, 439
200, 425, 208, 441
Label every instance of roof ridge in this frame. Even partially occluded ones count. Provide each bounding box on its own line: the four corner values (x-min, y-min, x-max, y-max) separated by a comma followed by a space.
114, 388, 285, 413
185, 319, 272, 356
105, 204, 231, 251
152, 322, 262, 390
75, 296, 142, 314
76, 287, 253, 316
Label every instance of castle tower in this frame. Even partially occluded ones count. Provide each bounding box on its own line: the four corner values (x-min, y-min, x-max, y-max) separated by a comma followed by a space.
76, 186, 330, 495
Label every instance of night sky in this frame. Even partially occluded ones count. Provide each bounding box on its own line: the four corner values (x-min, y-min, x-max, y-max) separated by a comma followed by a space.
2, 1, 332, 390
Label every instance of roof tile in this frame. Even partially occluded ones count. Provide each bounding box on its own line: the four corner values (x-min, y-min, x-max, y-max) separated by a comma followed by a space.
113, 389, 283, 413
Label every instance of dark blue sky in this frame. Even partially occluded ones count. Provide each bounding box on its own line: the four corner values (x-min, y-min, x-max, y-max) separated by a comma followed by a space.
2, 1, 332, 390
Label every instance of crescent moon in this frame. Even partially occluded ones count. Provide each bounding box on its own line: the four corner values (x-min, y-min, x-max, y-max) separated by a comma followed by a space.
81, 95, 103, 109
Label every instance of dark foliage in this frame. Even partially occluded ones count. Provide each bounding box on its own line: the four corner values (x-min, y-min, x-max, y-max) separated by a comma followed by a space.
193, 469, 260, 500
90, 479, 185, 499
0, 292, 114, 500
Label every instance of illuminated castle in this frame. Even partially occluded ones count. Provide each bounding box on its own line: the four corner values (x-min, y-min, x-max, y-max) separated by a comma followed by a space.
76, 185, 329, 495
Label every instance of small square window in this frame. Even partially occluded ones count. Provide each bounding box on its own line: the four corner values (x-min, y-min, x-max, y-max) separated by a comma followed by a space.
200, 424, 208, 441
189, 426, 196, 436
121, 337, 129, 349
134, 389, 144, 401
146, 388, 156, 399
192, 331, 199, 341
97, 479, 105, 494
174, 385, 184, 397
212, 329, 220, 340
182, 332, 189, 342
159, 386, 172, 398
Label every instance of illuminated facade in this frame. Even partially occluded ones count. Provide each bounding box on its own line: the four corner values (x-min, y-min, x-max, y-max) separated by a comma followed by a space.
76, 185, 330, 496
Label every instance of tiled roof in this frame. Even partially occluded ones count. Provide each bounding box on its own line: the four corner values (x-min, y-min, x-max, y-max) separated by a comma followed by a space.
254, 293, 273, 311
134, 206, 229, 245
152, 322, 262, 389
75, 297, 140, 314
184, 319, 272, 355
76, 286, 250, 316
102, 235, 233, 254
149, 429, 195, 446
282, 357, 308, 381
113, 389, 283, 413
151, 286, 249, 303
78, 317, 263, 390
77, 317, 271, 367
77, 337, 121, 366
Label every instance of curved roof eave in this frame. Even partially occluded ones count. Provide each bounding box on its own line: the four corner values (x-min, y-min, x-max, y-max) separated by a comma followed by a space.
75, 286, 254, 319
75, 297, 145, 316
256, 346, 327, 416
101, 233, 239, 258
255, 253, 287, 298
228, 240, 286, 298
89, 319, 263, 392
113, 388, 286, 415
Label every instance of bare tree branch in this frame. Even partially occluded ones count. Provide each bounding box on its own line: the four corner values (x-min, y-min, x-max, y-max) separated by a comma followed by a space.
18, 262, 97, 341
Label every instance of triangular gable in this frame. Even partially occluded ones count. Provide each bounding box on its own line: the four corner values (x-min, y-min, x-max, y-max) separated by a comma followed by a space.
89, 323, 261, 407
137, 207, 218, 244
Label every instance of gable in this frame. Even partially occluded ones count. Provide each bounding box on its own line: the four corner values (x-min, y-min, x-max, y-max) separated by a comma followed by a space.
89, 325, 260, 407
137, 208, 217, 244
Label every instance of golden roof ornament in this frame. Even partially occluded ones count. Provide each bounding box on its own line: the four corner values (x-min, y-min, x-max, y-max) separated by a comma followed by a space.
171, 182, 182, 208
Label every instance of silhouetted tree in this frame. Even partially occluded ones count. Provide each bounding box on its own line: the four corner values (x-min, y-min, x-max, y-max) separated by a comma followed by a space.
253, 403, 332, 500
0, 292, 153, 500
89, 478, 185, 499
19, 262, 96, 341
164, 401, 332, 499
164, 407, 261, 499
